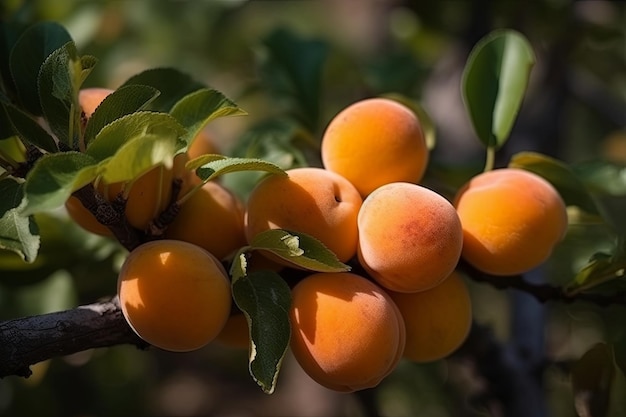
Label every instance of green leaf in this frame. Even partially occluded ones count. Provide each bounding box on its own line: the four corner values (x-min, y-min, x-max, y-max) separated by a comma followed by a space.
21, 152, 98, 215
83, 84, 161, 146
99, 132, 178, 184
566, 251, 626, 296
509, 151, 600, 215
573, 160, 626, 196
9, 21, 72, 115
120, 67, 205, 112
232, 270, 292, 394
1, 101, 58, 153
0, 178, 40, 262
259, 27, 329, 131
0, 136, 26, 163
188, 155, 287, 183
571, 343, 626, 417
85, 111, 186, 162
249, 229, 350, 272
38, 41, 87, 147
462, 29, 535, 149
169, 88, 246, 147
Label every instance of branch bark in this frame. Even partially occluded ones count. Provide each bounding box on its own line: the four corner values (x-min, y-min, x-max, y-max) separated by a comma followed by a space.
1, 262, 625, 379
0, 297, 147, 378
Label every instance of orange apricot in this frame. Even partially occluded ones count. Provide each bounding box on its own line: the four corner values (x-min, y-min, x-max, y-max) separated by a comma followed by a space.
64, 196, 113, 236
453, 168, 568, 276
164, 181, 247, 260
388, 271, 472, 363
117, 240, 232, 352
357, 182, 463, 293
100, 164, 174, 231
290, 272, 405, 392
245, 167, 362, 263
188, 128, 220, 159
78, 87, 114, 118
321, 97, 429, 197
214, 313, 250, 349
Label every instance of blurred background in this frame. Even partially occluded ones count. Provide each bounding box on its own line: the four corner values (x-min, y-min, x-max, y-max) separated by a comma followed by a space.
0, 0, 625, 416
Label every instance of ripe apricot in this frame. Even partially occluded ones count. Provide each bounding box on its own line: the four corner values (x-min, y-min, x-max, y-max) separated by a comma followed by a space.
388, 271, 472, 362
164, 181, 247, 260
117, 240, 232, 352
453, 168, 568, 276
321, 97, 429, 197
65, 196, 113, 236
357, 182, 463, 293
214, 313, 250, 349
188, 128, 220, 159
290, 272, 405, 392
100, 164, 174, 231
245, 167, 362, 263
78, 87, 113, 118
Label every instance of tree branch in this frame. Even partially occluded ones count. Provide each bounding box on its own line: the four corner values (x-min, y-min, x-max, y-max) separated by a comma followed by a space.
459, 260, 626, 307
0, 297, 147, 379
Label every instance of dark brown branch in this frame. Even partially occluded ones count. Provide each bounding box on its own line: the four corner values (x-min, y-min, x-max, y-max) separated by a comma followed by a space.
459, 260, 626, 307
0, 297, 147, 379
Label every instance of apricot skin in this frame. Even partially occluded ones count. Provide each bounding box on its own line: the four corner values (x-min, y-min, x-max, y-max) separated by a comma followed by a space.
453, 168, 568, 276
289, 272, 405, 392
357, 182, 463, 293
245, 167, 363, 263
78, 88, 113, 118
388, 271, 472, 363
165, 181, 247, 260
117, 240, 232, 352
321, 97, 429, 197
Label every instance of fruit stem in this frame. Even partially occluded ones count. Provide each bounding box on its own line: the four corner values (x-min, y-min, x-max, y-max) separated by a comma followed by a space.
483, 146, 495, 172
176, 180, 203, 206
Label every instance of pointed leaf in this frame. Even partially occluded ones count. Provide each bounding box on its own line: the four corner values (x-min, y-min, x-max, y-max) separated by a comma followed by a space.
189, 156, 287, 183
99, 132, 177, 184
21, 152, 98, 215
85, 111, 185, 162
571, 343, 626, 417
83, 84, 161, 145
169, 88, 246, 147
120, 67, 205, 112
249, 229, 350, 272
9, 22, 72, 115
260, 27, 329, 130
509, 151, 600, 215
1, 102, 58, 152
462, 29, 535, 149
565, 252, 626, 296
232, 270, 292, 394
0, 178, 40, 262
37, 41, 85, 147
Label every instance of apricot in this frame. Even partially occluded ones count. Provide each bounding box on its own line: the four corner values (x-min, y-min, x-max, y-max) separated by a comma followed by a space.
164, 181, 247, 260
78, 87, 113, 118
357, 182, 463, 293
289, 272, 405, 392
214, 313, 250, 349
321, 97, 429, 197
188, 128, 220, 159
101, 164, 175, 231
117, 240, 232, 352
65, 196, 113, 236
245, 167, 362, 263
388, 271, 472, 362
453, 168, 568, 276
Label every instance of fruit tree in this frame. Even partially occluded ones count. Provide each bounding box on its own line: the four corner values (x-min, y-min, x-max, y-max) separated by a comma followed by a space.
1, 3, 625, 417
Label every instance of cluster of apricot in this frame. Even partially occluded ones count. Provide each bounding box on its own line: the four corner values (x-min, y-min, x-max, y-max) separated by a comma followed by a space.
67, 92, 568, 393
